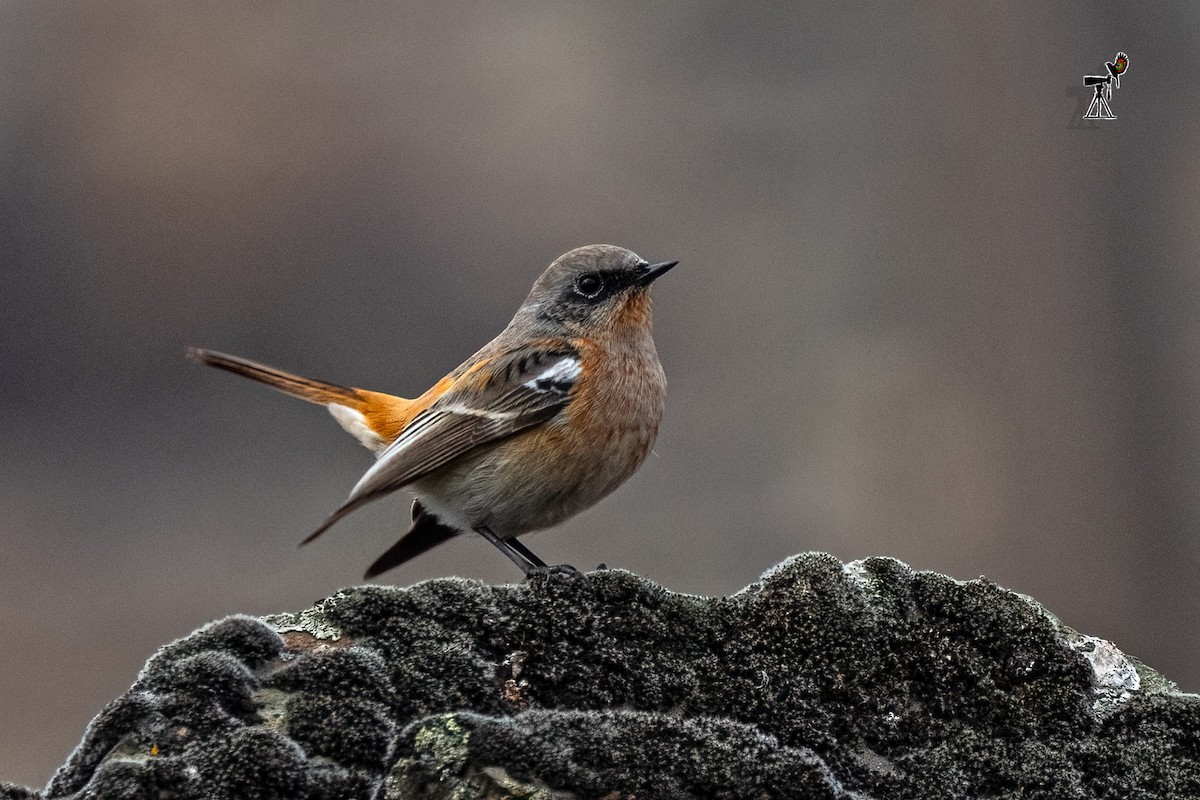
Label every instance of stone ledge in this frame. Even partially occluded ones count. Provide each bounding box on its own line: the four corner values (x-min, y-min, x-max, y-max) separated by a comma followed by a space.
4, 553, 1197, 799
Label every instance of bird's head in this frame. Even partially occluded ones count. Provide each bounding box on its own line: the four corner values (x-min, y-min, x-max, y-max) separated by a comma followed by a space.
519, 244, 677, 336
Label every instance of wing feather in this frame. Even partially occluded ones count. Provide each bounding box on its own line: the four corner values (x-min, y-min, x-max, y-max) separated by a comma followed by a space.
301, 342, 580, 544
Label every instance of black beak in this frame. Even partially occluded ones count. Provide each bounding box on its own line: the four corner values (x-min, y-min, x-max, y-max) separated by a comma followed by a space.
635, 259, 679, 286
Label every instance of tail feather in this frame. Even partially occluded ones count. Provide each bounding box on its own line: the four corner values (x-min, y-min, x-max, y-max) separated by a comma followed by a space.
188, 346, 414, 450
189, 346, 433, 545
187, 347, 361, 406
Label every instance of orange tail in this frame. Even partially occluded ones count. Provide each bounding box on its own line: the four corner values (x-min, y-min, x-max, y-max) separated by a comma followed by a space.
187, 347, 361, 405
187, 347, 413, 449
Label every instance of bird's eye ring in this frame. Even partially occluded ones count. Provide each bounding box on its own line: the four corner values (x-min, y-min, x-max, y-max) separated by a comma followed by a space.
575, 274, 604, 298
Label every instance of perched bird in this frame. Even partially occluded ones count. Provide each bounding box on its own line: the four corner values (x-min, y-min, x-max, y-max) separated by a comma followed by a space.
189, 244, 675, 578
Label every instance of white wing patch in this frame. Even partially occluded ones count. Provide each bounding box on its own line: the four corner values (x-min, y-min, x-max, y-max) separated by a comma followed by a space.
440, 403, 522, 419
327, 403, 386, 452
525, 357, 581, 393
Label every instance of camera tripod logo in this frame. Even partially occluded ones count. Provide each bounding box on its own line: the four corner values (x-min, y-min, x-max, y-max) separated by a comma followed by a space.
1083, 52, 1129, 120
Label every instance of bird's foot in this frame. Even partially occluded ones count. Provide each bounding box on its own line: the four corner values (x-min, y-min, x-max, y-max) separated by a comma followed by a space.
523, 563, 585, 580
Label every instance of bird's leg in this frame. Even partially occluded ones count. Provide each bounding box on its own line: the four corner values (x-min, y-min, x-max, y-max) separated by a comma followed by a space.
507, 537, 583, 577
475, 526, 539, 575
505, 537, 548, 568
474, 526, 581, 578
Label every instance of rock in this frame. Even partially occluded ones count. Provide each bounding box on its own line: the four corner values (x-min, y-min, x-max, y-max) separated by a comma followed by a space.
4, 554, 1198, 799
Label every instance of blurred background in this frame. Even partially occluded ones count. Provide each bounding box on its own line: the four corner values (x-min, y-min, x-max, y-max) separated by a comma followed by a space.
2, 1, 1197, 787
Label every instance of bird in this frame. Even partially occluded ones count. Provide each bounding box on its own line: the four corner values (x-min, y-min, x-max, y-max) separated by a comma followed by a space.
189, 244, 675, 579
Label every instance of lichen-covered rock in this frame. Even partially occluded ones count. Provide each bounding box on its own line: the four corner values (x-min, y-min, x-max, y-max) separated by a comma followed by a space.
4, 554, 1198, 799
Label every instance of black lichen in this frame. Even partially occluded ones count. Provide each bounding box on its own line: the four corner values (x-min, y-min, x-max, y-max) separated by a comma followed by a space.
10, 554, 1200, 799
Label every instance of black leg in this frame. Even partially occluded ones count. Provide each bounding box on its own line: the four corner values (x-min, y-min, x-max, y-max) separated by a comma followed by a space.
505, 537, 548, 568
475, 527, 583, 579
475, 526, 539, 576
507, 537, 581, 577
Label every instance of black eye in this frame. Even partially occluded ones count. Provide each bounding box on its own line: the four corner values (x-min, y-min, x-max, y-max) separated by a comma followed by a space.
575, 273, 604, 299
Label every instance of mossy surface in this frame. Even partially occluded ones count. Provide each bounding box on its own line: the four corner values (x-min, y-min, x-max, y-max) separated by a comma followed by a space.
5, 554, 1198, 800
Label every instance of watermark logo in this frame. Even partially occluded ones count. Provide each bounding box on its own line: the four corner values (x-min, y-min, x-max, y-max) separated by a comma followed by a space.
1083, 52, 1129, 119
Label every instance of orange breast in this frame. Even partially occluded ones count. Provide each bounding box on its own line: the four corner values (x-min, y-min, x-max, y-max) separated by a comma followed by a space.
528, 333, 665, 490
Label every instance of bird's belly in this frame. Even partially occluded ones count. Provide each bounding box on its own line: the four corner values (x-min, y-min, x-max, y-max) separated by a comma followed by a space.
411, 415, 658, 537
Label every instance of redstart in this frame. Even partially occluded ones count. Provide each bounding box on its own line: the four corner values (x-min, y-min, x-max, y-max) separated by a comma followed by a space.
189, 244, 675, 578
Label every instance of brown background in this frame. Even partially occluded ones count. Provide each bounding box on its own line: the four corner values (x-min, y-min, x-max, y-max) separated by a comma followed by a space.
2, 2, 1197, 788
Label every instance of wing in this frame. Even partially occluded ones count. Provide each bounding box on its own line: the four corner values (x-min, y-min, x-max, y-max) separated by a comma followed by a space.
301, 341, 581, 544
363, 501, 460, 579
